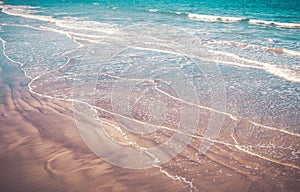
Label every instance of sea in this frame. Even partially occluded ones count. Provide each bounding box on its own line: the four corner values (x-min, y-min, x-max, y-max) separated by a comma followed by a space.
0, 0, 299, 172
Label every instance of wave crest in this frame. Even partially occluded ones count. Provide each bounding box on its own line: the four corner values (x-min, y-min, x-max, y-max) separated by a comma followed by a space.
249, 19, 300, 29
206, 40, 300, 57
188, 13, 245, 22
187, 13, 300, 29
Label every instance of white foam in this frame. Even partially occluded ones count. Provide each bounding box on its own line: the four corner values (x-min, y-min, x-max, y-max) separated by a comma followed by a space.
54, 19, 117, 34
1, 4, 117, 35
283, 48, 300, 57
148, 9, 159, 12
128, 45, 300, 84
155, 165, 195, 191
249, 19, 300, 29
206, 40, 300, 57
1, 3, 119, 46
188, 13, 244, 22
208, 50, 300, 83
264, 63, 300, 83
39, 26, 106, 43
1, 5, 56, 23
187, 13, 300, 28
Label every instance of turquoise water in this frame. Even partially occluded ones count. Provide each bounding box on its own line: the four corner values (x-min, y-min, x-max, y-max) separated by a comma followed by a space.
0, 0, 299, 130
2, 0, 300, 49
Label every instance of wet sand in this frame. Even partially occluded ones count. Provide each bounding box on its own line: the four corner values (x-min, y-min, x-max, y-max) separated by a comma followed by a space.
0, 60, 300, 191
0, 61, 189, 192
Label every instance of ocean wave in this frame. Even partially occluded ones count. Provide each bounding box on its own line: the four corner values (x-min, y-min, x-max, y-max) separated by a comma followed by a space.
265, 47, 300, 57
1, 4, 55, 22
205, 40, 300, 57
0, 4, 118, 43
148, 9, 159, 13
1, 4, 117, 31
207, 49, 300, 83
187, 13, 300, 29
249, 19, 300, 29
281, 49, 300, 57
188, 13, 245, 22
146, 9, 185, 16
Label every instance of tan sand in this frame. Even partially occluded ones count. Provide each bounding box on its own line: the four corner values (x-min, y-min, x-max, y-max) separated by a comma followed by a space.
0, 63, 186, 192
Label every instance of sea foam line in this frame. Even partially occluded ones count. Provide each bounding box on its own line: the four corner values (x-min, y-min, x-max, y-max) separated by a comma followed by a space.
187, 13, 300, 29
207, 49, 300, 84
1, 5, 56, 22
154, 165, 195, 192
205, 40, 300, 57
1, 4, 117, 36
188, 13, 245, 22
249, 19, 300, 29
